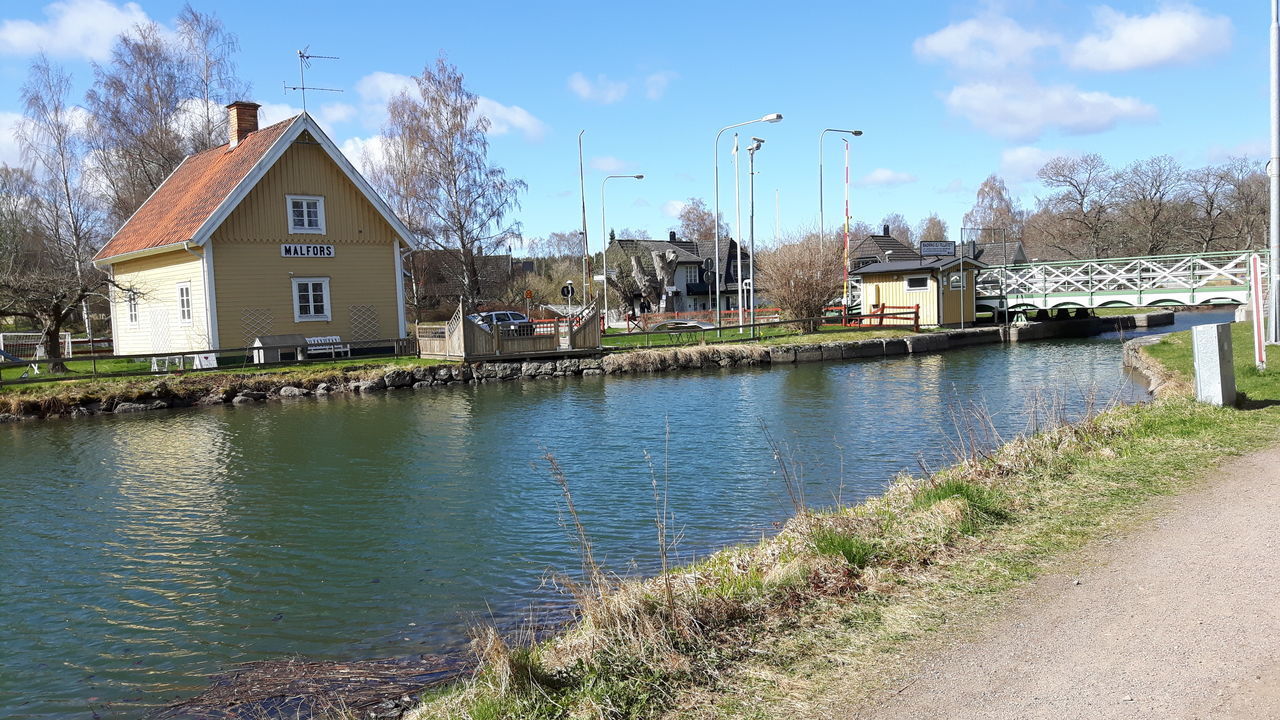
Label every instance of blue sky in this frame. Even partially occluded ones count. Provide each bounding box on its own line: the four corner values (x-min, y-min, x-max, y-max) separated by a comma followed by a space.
0, 0, 1269, 253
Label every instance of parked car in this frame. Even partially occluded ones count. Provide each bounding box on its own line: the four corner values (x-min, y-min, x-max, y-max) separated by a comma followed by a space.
467, 311, 536, 336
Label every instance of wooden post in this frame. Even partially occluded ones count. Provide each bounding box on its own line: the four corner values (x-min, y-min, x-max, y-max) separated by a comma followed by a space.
913, 304, 920, 332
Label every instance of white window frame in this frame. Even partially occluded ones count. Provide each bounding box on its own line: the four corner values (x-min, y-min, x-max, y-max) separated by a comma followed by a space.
126, 291, 139, 325
683, 266, 699, 285
176, 282, 192, 324
292, 276, 331, 322
948, 271, 966, 290
286, 195, 326, 235
904, 274, 931, 292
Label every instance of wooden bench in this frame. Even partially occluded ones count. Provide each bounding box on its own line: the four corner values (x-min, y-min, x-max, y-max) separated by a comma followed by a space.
305, 335, 351, 359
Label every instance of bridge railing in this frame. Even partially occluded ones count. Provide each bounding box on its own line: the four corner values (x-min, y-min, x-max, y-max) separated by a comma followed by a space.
976, 250, 1268, 298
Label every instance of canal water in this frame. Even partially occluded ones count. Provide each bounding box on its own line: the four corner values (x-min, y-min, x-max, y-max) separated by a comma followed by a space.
0, 312, 1230, 719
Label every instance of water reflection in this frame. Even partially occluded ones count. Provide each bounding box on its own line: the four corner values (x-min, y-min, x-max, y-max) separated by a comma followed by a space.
0, 312, 1229, 719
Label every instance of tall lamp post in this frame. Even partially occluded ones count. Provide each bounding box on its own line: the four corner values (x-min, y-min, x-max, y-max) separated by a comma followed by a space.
715, 113, 782, 334
1270, 0, 1280, 344
747, 136, 765, 337
818, 128, 862, 252
601, 173, 644, 330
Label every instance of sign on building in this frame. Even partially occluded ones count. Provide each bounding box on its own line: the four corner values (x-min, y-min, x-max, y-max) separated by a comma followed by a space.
919, 241, 956, 257
281, 244, 335, 258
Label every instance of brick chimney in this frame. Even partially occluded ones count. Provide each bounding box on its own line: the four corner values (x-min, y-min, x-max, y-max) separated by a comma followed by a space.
226, 101, 261, 148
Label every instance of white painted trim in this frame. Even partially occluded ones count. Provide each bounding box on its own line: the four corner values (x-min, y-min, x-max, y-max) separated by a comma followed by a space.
394, 244, 407, 338
292, 276, 331, 322
285, 194, 326, 235
203, 243, 220, 348
189, 113, 415, 251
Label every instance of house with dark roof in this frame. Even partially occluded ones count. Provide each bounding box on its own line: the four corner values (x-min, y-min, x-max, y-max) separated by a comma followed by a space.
851, 251, 986, 327
92, 102, 413, 355
605, 231, 751, 314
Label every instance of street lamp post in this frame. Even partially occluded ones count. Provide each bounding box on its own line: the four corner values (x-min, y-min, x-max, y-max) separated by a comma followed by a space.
715, 113, 782, 335
747, 137, 765, 337
601, 174, 644, 331
1270, 0, 1280, 344
818, 128, 863, 252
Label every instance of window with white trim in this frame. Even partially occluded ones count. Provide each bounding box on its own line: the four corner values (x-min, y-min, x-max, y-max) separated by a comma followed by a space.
287, 195, 325, 234
177, 282, 192, 324
127, 292, 138, 325
292, 277, 331, 322
683, 266, 699, 285
905, 274, 930, 292
948, 271, 965, 290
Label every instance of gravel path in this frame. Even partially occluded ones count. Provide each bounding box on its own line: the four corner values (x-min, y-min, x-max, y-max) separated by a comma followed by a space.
846, 445, 1280, 720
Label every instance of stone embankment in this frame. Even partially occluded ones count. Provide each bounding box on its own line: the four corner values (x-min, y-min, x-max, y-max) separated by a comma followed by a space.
0, 313, 1173, 424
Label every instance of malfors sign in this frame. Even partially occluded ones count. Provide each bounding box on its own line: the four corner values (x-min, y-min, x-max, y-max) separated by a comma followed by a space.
281, 243, 335, 258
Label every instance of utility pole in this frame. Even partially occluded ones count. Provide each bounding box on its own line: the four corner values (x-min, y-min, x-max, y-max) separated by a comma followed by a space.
1270, 0, 1280, 344
578, 131, 589, 317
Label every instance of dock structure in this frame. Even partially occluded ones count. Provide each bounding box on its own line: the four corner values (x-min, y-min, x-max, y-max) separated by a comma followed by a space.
416, 304, 601, 361
973, 250, 1268, 314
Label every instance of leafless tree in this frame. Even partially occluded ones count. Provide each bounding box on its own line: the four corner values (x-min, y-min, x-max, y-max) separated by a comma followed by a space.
880, 212, 913, 244
1114, 155, 1187, 256
1035, 154, 1118, 259
962, 174, 1024, 243
916, 213, 949, 245
1184, 164, 1233, 253
1222, 157, 1268, 251
675, 197, 724, 243
759, 231, 843, 332
367, 55, 526, 307
526, 230, 583, 258
5, 58, 117, 365
85, 5, 247, 227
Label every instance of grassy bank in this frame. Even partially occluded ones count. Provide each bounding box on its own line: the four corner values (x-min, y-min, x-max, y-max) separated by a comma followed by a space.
403, 323, 1279, 720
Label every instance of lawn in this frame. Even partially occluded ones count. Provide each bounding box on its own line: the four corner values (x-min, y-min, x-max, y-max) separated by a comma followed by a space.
1143, 320, 1280, 402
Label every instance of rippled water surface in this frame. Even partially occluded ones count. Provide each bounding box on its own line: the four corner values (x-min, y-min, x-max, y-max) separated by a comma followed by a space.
0, 312, 1230, 718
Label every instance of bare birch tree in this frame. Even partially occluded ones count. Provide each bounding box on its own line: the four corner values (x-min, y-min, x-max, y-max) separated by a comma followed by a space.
962, 174, 1023, 243
4, 58, 116, 365
367, 56, 526, 307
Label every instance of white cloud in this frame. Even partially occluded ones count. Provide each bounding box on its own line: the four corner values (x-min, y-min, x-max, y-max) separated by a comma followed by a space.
632, 197, 650, 208
0, 0, 148, 61
259, 102, 303, 127
590, 156, 628, 172
939, 178, 968, 194
568, 72, 628, 104
355, 71, 415, 105
340, 135, 386, 176
0, 112, 24, 167
318, 103, 357, 126
945, 81, 1156, 141
662, 200, 686, 218
1068, 5, 1231, 72
914, 13, 1058, 71
475, 97, 547, 141
1206, 138, 1268, 163
644, 72, 677, 100
857, 168, 918, 186
1000, 145, 1075, 182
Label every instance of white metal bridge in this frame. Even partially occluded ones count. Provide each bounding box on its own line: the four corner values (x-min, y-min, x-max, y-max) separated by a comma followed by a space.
974, 251, 1268, 312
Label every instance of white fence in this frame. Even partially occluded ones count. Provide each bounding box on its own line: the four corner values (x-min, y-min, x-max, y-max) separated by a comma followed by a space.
0, 332, 73, 360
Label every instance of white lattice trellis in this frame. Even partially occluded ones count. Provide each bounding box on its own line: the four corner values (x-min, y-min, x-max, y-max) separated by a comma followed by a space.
241, 308, 274, 347
348, 305, 379, 341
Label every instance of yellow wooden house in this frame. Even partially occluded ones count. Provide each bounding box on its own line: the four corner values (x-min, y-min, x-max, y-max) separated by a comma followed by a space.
93, 101, 413, 356
852, 256, 986, 327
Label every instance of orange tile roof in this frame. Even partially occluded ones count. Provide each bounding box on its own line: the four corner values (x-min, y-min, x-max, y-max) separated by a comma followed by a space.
94, 116, 299, 262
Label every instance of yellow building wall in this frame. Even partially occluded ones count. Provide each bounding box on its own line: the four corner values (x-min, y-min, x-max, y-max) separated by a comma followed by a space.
210, 133, 403, 348
939, 267, 978, 326
109, 248, 210, 355
861, 272, 939, 325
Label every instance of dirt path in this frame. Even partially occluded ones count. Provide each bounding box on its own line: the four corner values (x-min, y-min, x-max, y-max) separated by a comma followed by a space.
843, 446, 1280, 720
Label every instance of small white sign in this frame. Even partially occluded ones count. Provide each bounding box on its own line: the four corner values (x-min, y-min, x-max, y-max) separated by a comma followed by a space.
920, 240, 956, 257
281, 243, 335, 258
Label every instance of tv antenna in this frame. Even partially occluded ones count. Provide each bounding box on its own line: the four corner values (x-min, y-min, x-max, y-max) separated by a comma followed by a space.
283, 47, 342, 111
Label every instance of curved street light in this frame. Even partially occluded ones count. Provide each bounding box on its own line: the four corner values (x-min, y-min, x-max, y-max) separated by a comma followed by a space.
714, 113, 782, 333
601, 173, 645, 332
